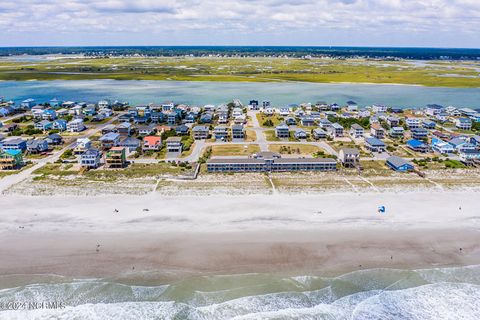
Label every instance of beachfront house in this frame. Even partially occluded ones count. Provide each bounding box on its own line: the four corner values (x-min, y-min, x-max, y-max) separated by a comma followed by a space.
370, 124, 385, 139
372, 104, 388, 113
470, 135, 480, 147
294, 128, 307, 140
455, 118, 472, 130
26, 139, 48, 154
46, 133, 63, 145
301, 117, 315, 127
175, 125, 189, 136
411, 128, 429, 141
448, 137, 475, 152
137, 124, 156, 136
425, 104, 444, 116
67, 119, 85, 132
79, 149, 102, 168
248, 100, 260, 110
20, 99, 35, 109
199, 112, 213, 124
285, 117, 296, 126
74, 138, 92, 154
459, 149, 480, 162
83, 105, 97, 116
435, 112, 449, 123
116, 122, 133, 136
369, 115, 380, 125
389, 127, 405, 139
312, 128, 327, 140
339, 148, 360, 168
184, 112, 197, 124
193, 126, 209, 140
1, 138, 27, 152
52, 119, 67, 131
166, 111, 178, 125
1, 123, 18, 133
318, 119, 332, 129
49, 98, 62, 107
358, 109, 370, 118
386, 156, 414, 172
349, 124, 364, 138
166, 137, 183, 153
0, 106, 13, 117
431, 138, 455, 154
364, 137, 386, 153
327, 123, 344, 138
142, 136, 162, 151
275, 123, 290, 139
0, 149, 24, 170
119, 137, 141, 153
99, 132, 120, 149
34, 120, 53, 132
405, 117, 421, 129
98, 100, 111, 109
249, 100, 259, 110
329, 103, 341, 111
232, 124, 245, 140
71, 105, 83, 116
422, 119, 436, 129
387, 116, 400, 127
105, 147, 127, 168
346, 101, 358, 111
102, 124, 116, 135
214, 125, 229, 141
41, 109, 57, 121
407, 139, 429, 153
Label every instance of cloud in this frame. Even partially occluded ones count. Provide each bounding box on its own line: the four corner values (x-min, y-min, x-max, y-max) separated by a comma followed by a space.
0, 0, 479, 46
91, 0, 178, 13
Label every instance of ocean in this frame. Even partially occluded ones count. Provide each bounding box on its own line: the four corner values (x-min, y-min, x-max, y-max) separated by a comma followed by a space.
0, 265, 479, 319
1, 80, 480, 108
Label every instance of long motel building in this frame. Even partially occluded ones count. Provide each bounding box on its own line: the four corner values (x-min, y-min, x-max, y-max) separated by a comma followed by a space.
206, 152, 337, 173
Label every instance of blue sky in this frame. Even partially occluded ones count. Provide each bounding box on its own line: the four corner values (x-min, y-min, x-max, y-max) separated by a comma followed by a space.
1, 0, 479, 47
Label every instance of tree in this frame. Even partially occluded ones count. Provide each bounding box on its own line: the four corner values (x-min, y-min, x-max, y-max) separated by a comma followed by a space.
263, 119, 274, 127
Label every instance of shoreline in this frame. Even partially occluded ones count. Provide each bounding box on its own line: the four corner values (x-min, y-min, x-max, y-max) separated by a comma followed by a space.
1, 191, 479, 280
1, 228, 479, 282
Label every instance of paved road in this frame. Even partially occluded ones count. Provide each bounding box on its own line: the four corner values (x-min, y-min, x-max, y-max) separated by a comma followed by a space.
0, 112, 27, 124
162, 111, 342, 162
0, 116, 119, 193
248, 110, 268, 151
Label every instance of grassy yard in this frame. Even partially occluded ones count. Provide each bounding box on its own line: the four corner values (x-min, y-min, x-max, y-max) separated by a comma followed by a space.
264, 130, 280, 141
211, 144, 260, 156
33, 162, 191, 181
268, 144, 321, 156
245, 129, 257, 142
329, 140, 359, 152
256, 113, 284, 128
0, 170, 19, 178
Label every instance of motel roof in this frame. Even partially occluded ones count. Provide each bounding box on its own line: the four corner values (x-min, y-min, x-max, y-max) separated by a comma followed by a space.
207, 157, 336, 165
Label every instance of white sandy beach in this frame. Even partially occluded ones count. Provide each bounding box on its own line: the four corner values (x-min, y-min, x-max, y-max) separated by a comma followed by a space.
0, 191, 479, 279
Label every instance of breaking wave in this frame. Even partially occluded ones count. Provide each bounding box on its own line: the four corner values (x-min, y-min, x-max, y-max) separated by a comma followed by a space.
0, 265, 479, 319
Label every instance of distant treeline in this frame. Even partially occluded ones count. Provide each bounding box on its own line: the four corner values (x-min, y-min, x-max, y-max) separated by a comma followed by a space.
1, 46, 480, 60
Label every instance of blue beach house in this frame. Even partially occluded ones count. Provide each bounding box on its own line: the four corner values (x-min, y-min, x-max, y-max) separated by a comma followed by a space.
386, 156, 414, 172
